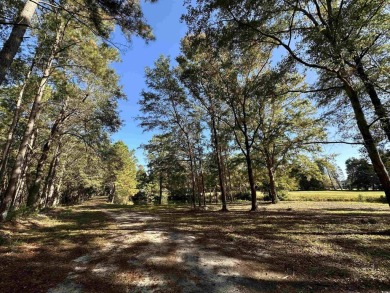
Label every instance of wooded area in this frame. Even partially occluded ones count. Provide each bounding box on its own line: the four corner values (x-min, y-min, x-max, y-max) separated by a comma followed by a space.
0, 0, 389, 292
137, 0, 389, 211
0, 0, 389, 216
0, 0, 148, 221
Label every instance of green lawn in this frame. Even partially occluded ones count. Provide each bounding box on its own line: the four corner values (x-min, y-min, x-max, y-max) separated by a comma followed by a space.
284, 190, 386, 203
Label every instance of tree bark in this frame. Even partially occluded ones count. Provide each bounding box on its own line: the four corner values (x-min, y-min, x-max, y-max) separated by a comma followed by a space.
11, 128, 37, 209
194, 160, 202, 207
0, 61, 34, 191
27, 128, 57, 207
107, 182, 116, 204
243, 133, 257, 211
14, 177, 26, 208
0, 20, 64, 221
200, 166, 206, 207
27, 97, 68, 208
245, 153, 257, 211
225, 155, 234, 202
0, 0, 40, 86
197, 158, 206, 207
342, 76, 390, 206
354, 58, 390, 142
49, 158, 66, 207
211, 115, 228, 211
189, 154, 196, 208
42, 142, 61, 207
267, 166, 278, 204
158, 173, 163, 205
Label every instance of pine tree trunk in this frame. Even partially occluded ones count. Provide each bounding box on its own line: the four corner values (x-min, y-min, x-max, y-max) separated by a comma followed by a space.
211, 115, 228, 211
42, 142, 61, 207
0, 0, 39, 86
245, 154, 257, 211
13, 177, 25, 208
158, 174, 163, 205
27, 97, 68, 208
11, 129, 36, 209
342, 76, 390, 206
0, 21, 64, 221
197, 158, 206, 207
194, 160, 202, 207
27, 133, 57, 208
226, 157, 234, 202
200, 167, 206, 207
188, 151, 197, 209
0, 62, 34, 191
267, 166, 278, 204
243, 137, 257, 211
51, 159, 66, 207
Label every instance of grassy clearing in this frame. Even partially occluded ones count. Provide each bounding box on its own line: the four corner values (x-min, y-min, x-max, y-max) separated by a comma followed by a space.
283, 190, 386, 203
0, 198, 389, 292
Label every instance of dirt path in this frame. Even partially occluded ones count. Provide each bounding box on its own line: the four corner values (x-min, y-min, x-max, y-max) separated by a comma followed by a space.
47, 205, 275, 293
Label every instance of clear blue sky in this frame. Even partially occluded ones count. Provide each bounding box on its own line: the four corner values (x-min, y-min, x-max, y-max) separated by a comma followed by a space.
111, 0, 187, 166
110, 1, 359, 176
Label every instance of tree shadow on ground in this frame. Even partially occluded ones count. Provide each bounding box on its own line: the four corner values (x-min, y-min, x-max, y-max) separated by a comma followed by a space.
0, 203, 114, 293
1, 197, 389, 292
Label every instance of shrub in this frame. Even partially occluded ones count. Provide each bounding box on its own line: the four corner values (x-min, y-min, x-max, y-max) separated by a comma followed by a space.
277, 190, 289, 201
365, 195, 387, 203
168, 188, 190, 202
5, 205, 32, 221
234, 191, 251, 201
132, 191, 153, 204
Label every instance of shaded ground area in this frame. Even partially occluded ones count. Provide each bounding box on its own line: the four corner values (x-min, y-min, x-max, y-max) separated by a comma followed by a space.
1, 198, 390, 292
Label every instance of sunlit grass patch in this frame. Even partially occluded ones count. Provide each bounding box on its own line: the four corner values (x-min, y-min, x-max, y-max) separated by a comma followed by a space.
285, 190, 386, 202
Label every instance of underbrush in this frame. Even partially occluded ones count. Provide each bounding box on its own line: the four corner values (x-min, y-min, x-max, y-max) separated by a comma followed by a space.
4, 205, 37, 222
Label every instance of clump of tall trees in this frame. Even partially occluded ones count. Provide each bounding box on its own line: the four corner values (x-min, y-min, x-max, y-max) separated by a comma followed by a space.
138, 0, 389, 209
182, 0, 390, 206
104, 141, 138, 205
345, 151, 390, 191
0, 0, 154, 221
138, 38, 327, 210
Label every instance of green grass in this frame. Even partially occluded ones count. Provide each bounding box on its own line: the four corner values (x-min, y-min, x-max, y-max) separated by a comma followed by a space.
284, 190, 386, 203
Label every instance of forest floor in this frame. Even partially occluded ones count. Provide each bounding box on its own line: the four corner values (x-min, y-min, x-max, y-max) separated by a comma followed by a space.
0, 198, 390, 293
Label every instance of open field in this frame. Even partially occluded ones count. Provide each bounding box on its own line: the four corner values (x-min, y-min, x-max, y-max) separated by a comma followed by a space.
283, 190, 386, 202
1, 197, 390, 292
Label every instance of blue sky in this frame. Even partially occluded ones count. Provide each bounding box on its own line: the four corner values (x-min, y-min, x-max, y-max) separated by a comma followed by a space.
111, 0, 187, 166
110, 1, 359, 175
